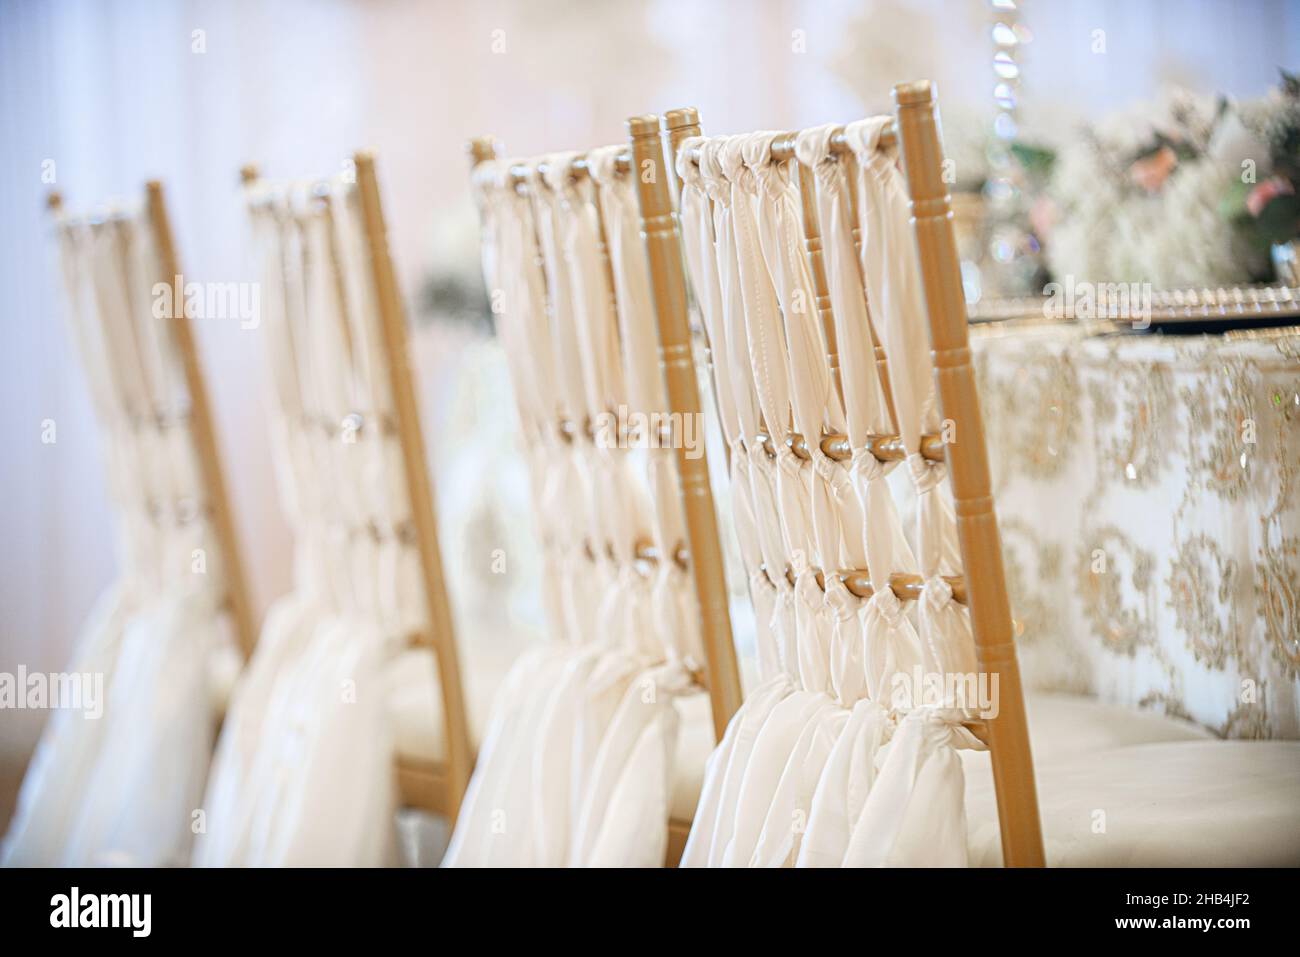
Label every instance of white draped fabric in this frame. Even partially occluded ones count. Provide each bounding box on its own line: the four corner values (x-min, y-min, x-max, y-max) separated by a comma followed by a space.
794, 123, 921, 867
194, 179, 415, 866
443, 160, 577, 865
837, 118, 982, 867
3, 213, 232, 866
447, 151, 704, 866
677, 119, 984, 867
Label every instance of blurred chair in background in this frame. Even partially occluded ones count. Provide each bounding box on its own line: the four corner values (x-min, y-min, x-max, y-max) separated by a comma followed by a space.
3, 182, 252, 866
194, 155, 476, 866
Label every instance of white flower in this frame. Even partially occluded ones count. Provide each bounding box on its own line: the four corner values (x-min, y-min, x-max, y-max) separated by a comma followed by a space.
1046, 86, 1271, 288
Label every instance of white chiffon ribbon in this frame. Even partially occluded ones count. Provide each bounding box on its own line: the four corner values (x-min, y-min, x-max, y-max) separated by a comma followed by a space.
842, 709, 982, 867
843, 117, 984, 866
844, 118, 976, 683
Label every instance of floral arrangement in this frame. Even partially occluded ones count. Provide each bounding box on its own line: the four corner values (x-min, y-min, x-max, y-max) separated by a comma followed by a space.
1036, 71, 1300, 289
1223, 70, 1300, 263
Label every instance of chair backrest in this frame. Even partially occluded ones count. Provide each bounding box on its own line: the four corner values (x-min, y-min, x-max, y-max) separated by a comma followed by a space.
240, 156, 472, 821
663, 81, 1044, 866
467, 134, 744, 742
49, 183, 255, 660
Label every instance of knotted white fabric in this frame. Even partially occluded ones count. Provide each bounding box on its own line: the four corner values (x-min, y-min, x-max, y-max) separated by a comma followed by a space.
842, 709, 982, 866
844, 118, 976, 683
695, 139, 794, 670
841, 116, 984, 867
547, 155, 654, 862
568, 146, 713, 866
676, 143, 782, 682
781, 126, 923, 865
678, 117, 987, 868
680, 133, 868, 867
678, 137, 811, 865
738, 134, 868, 868
678, 135, 814, 867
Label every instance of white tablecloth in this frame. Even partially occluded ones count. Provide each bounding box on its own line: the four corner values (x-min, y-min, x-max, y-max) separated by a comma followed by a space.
972, 323, 1300, 739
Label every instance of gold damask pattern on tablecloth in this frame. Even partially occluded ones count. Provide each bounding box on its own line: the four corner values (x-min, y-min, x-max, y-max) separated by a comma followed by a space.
973, 324, 1300, 739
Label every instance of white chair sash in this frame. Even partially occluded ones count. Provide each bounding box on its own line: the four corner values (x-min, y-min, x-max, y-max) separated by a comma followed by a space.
448, 149, 697, 867
197, 176, 419, 866
678, 115, 989, 868
844, 118, 976, 681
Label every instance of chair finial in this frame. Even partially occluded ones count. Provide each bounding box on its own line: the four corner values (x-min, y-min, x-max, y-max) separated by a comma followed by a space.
467, 137, 498, 167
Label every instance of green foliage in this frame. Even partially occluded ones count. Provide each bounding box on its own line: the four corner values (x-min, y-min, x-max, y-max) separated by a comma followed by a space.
1010, 142, 1056, 180
1251, 193, 1300, 251
1219, 178, 1251, 221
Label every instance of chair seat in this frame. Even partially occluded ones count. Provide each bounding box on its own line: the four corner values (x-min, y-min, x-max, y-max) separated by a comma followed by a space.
387, 646, 515, 764
671, 691, 716, 821
209, 642, 245, 717
964, 738, 1300, 866
959, 692, 1213, 777
677, 689, 1223, 849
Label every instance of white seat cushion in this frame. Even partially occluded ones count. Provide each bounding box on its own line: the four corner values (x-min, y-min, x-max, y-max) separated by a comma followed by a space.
672, 691, 716, 821
964, 739, 1300, 866
209, 642, 245, 718
961, 694, 1300, 866
388, 646, 517, 763
1020, 693, 1214, 756
958, 692, 1212, 779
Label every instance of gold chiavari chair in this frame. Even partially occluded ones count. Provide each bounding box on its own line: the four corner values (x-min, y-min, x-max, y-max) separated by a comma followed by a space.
239, 155, 473, 823
48, 183, 256, 664
661, 83, 1044, 867
467, 127, 744, 866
